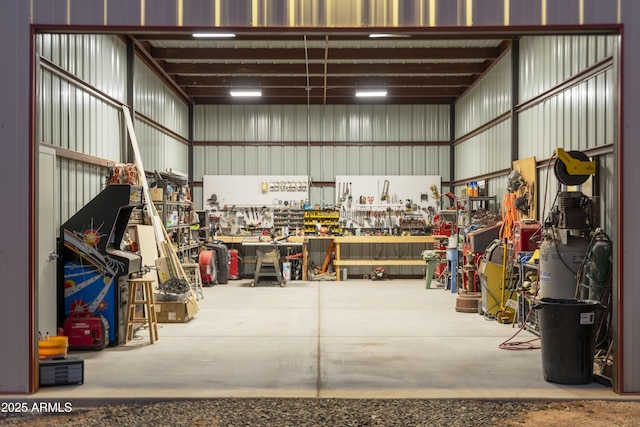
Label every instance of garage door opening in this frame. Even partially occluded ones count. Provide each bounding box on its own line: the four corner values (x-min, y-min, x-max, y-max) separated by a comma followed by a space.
33, 27, 619, 398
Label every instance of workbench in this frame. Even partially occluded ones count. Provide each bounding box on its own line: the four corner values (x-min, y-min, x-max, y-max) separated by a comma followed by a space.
288, 235, 439, 281
212, 235, 246, 244
216, 235, 442, 281
331, 235, 437, 280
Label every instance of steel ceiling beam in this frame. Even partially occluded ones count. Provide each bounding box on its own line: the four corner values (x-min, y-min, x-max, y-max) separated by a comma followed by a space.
191, 96, 456, 105
164, 62, 487, 75
174, 74, 475, 87
150, 47, 501, 61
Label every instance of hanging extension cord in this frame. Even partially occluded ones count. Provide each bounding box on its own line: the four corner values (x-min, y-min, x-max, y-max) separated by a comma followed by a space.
499, 154, 560, 351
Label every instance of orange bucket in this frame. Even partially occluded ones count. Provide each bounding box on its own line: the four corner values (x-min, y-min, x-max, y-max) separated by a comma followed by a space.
38, 336, 69, 359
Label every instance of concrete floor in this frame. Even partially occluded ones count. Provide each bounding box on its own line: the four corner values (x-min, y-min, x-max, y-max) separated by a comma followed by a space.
33, 279, 621, 400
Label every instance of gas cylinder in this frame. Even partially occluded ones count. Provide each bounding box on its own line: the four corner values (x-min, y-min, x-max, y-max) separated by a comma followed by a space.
587, 237, 612, 300
228, 249, 240, 280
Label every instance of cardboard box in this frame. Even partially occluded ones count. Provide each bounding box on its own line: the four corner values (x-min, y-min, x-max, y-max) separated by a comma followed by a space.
150, 188, 164, 201
155, 296, 198, 323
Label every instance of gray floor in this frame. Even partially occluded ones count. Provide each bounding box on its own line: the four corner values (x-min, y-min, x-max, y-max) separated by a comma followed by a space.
33, 279, 621, 400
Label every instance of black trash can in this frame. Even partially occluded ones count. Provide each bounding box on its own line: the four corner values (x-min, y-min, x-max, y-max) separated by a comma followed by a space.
534, 298, 604, 384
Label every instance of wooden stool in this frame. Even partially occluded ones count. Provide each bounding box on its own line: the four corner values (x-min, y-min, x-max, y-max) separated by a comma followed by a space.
182, 263, 204, 300
126, 278, 159, 344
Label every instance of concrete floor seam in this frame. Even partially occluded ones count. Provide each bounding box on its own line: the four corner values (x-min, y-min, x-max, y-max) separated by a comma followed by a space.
316, 282, 321, 398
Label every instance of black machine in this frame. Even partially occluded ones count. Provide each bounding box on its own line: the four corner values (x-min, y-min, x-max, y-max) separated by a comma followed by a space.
58, 184, 142, 346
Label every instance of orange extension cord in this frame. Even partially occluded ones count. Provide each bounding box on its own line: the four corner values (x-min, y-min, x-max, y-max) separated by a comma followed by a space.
500, 192, 517, 240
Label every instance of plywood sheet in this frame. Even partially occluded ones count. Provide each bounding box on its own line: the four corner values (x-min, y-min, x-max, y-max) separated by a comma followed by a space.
135, 224, 159, 286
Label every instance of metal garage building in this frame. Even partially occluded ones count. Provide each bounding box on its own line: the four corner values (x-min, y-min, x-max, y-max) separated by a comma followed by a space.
0, 0, 638, 395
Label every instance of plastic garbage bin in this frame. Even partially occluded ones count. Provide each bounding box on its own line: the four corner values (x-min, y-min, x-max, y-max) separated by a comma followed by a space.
534, 298, 604, 384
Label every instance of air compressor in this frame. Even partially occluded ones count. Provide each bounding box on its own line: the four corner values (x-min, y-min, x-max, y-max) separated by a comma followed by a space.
538, 149, 597, 299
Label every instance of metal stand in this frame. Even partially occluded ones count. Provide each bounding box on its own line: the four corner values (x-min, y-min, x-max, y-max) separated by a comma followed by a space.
253, 248, 284, 287
446, 248, 458, 293
182, 263, 204, 300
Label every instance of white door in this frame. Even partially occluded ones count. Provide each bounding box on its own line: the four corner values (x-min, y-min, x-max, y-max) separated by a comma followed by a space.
38, 146, 57, 336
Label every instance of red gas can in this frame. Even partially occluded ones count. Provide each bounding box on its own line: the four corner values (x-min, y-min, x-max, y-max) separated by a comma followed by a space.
228, 249, 240, 280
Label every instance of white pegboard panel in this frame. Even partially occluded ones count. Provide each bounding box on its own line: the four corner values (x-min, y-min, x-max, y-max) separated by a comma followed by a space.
335, 175, 442, 229
335, 175, 441, 208
202, 175, 309, 210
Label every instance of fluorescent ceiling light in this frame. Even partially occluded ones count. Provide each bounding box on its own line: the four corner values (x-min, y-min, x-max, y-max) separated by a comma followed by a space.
230, 90, 262, 97
355, 90, 387, 97
192, 32, 236, 38
368, 33, 410, 38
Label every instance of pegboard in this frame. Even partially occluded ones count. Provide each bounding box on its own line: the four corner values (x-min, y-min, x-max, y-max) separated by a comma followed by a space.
202, 175, 309, 210
335, 175, 441, 208
335, 175, 442, 229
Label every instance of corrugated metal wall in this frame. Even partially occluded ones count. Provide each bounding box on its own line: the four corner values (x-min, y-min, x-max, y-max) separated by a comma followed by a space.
518, 70, 614, 159
192, 104, 450, 208
598, 153, 615, 233
37, 67, 124, 160
194, 104, 449, 142
455, 53, 512, 138
454, 47, 513, 207
134, 56, 189, 141
37, 34, 127, 223
37, 34, 127, 100
518, 35, 616, 234
36, 34, 190, 223
136, 120, 189, 174
520, 35, 617, 103
134, 56, 189, 174
454, 119, 512, 180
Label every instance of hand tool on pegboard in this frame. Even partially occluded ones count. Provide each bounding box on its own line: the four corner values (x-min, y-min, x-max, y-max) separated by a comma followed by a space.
380, 179, 390, 201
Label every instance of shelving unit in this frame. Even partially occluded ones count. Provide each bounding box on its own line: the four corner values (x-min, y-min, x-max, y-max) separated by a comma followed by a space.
459, 196, 497, 227
153, 196, 201, 262
515, 259, 540, 335
273, 208, 304, 233
303, 209, 342, 235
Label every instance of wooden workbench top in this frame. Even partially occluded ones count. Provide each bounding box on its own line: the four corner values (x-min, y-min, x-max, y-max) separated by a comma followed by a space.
288, 235, 445, 243
332, 235, 437, 243
219, 235, 447, 244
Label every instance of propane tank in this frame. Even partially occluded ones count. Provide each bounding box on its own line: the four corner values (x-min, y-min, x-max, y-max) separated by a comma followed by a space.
587, 235, 612, 300
538, 229, 590, 299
